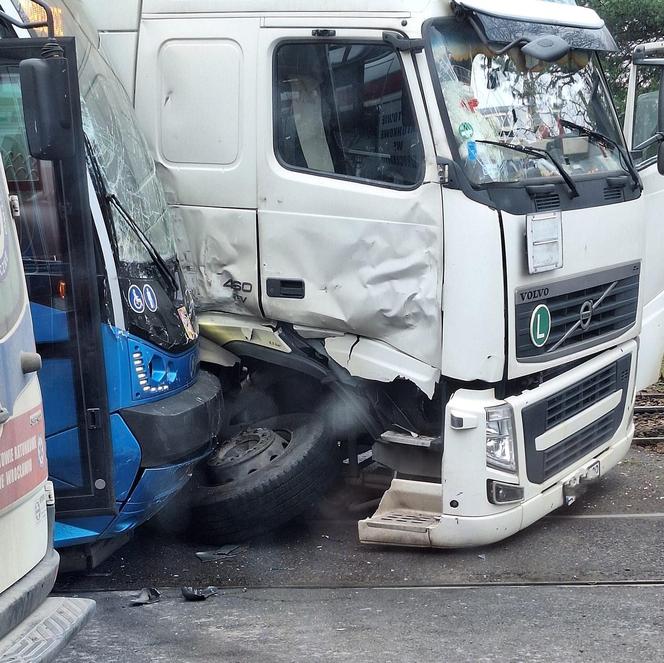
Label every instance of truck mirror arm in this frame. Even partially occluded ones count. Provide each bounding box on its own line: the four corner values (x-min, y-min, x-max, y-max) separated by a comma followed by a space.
633, 132, 664, 153
382, 31, 424, 52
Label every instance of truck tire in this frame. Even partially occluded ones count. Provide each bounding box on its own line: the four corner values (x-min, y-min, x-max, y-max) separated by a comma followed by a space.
189, 413, 341, 543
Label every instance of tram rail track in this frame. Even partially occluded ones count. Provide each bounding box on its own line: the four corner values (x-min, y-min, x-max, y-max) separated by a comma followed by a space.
634, 391, 664, 446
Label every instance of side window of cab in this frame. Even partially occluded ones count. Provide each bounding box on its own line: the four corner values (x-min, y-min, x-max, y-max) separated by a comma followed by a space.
274, 41, 424, 188
632, 65, 663, 167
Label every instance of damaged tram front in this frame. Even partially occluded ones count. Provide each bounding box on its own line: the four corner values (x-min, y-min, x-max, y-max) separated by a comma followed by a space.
0, 0, 222, 566
85, 0, 652, 547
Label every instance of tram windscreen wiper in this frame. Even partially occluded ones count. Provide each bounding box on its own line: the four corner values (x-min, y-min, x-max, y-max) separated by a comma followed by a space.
475, 139, 580, 199
84, 134, 179, 297
559, 119, 642, 191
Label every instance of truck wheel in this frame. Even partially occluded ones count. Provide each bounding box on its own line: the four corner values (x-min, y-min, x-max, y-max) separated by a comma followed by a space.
189, 413, 341, 543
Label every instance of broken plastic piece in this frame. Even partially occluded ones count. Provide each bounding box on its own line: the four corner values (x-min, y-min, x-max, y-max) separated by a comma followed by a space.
195, 545, 246, 562
181, 586, 217, 602
324, 335, 440, 398
130, 587, 161, 606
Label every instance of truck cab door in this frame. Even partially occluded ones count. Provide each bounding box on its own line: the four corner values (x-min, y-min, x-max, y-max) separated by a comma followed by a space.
625, 44, 664, 390
0, 38, 115, 516
256, 28, 443, 369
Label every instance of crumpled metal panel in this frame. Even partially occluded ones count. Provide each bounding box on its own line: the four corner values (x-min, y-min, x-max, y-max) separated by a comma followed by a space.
259, 207, 443, 369
325, 335, 440, 398
171, 206, 262, 317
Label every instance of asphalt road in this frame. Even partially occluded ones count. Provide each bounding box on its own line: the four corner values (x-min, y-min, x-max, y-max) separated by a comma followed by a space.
58, 446, 664, 662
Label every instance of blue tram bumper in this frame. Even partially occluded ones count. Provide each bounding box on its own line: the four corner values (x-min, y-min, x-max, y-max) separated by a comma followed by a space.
55, 370, 223, 556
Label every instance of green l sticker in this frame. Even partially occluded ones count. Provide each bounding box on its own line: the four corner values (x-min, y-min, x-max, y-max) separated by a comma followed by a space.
459, 122, 474, 140
530, 304, 551, 348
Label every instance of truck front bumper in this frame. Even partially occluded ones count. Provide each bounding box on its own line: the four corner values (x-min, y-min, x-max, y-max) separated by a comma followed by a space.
360, 340, 637, 548
430, 423, 633, 548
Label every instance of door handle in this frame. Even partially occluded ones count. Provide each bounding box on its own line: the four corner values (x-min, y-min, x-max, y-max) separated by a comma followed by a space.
20, 352, 42, 375
266, 279, 305, 299
0, 406, 9, 426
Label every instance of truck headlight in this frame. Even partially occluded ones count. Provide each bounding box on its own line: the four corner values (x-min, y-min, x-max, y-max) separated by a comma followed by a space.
485, 404, 517, 473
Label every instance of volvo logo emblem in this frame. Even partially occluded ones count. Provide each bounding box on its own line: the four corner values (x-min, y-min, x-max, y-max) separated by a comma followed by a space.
579, 300, 594, 331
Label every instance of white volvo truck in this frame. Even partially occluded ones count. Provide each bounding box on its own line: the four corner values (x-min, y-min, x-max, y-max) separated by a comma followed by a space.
76, 0, 658, 548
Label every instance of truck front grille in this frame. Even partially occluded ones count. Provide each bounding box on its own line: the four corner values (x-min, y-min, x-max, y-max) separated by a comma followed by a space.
541, 412, 616, 480
545, 364, 618, 429
516, 263, 640, 362
521, 355, 631, 484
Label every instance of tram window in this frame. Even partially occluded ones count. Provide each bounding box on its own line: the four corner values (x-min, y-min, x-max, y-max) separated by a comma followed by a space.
0, 71, 66, 266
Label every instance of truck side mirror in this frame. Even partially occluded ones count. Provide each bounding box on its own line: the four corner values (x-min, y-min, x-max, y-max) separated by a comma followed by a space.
658, 141, 664, 176
19, 51, 75, 161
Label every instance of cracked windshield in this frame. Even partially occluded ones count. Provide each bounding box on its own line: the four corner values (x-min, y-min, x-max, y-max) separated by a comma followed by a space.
428, 20, 625, 186
80, 55, 178, 280
37, 3, 179, 285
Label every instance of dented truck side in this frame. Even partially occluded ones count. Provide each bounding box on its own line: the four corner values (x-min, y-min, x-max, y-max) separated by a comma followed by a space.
78, 0, 656, 547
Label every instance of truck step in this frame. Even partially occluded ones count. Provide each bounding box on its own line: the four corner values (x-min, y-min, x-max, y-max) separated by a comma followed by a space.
358, 478, 443, 547
379, 430, 440, 449
364, 511, 439, 534
0, 596, 95, 663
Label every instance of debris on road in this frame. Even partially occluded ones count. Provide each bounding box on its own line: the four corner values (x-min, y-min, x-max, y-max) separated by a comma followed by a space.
181, 586, 217, 602
195, 545, 247, 562
130, 587, 161, 606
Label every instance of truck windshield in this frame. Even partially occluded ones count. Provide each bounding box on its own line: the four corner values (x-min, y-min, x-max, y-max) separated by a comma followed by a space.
426, 19, 626, 187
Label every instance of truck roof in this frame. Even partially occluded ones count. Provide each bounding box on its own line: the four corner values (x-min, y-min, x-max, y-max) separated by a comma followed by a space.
83, 0, 604, 34
141, 0, 429, 13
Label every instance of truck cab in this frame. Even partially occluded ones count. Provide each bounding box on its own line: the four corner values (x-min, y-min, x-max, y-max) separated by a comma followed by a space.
0, 5, 94, 644
83, 0, 646, 548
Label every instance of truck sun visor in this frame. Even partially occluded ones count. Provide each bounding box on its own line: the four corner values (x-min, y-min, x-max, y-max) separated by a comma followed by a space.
452, 3, 618, 54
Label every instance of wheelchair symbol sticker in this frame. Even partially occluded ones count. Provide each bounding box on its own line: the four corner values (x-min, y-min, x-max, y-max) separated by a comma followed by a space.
128, 285, 145, 313
143, 284, 158, 312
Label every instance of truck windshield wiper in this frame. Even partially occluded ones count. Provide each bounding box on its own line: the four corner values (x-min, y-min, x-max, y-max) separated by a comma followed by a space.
559, 119, 642, 192
475, 139, 580, 199
84, 134, 179, 297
